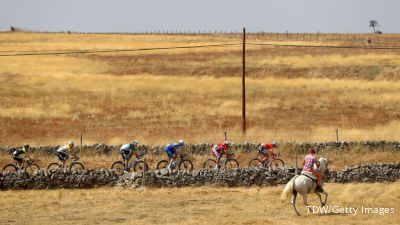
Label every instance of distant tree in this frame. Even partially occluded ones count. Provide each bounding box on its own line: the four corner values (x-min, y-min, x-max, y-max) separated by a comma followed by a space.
369, 20, 378, 33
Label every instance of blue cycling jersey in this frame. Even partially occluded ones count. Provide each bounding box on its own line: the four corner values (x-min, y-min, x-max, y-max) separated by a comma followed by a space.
164, 143, 181, 154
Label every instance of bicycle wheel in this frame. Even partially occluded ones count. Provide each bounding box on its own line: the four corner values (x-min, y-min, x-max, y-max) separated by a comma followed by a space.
269, 158, 285, 170
69, 162, 85, 172
2, 164, 18, 173
248, 158, 262, 168
111, 161, 125, 175
178, 159, 193, 171
47, 163, 61, 171
224, 159, 239, 170
133, 161, 149, 173
156, 160, 169, 170
203, 159, 216, 169
25, 164, 40, 174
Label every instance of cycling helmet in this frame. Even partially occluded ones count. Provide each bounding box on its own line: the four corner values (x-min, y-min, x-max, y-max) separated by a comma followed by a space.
68, 141, 74, 147
132, 140, 139, 146
271, 141, 278, 148
224, 141, 230, 146
178, 140, 185, 146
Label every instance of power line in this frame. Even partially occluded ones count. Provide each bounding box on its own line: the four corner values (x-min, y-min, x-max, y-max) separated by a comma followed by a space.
2, 41, 400, 57
0, 43, 241, 57
247, 42, 400, 50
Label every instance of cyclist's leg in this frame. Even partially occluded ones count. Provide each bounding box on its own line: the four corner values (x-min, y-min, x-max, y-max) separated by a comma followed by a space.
166, 151, 174, 170
120, 152, 126, 166
212, 149, 221, 169
58, 152, 68, 167
64, 154, 70, 167
127, 152, 134, 165
56, 152, 64, 167
123, 151, 131, 167
173, 151, 178, 161
259, 155, 265, 166
13, 155, 23, 168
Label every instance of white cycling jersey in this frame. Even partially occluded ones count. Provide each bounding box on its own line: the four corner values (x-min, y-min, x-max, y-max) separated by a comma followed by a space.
57, 145, 70, 154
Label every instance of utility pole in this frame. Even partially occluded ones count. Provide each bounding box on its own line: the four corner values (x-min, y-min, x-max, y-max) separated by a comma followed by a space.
242, 27, 246, 134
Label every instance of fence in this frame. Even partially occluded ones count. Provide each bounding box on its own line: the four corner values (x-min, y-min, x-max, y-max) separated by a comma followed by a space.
3, 27, 400, 47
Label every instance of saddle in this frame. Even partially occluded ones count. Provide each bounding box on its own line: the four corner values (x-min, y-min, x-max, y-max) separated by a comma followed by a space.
300, 171, 317, 181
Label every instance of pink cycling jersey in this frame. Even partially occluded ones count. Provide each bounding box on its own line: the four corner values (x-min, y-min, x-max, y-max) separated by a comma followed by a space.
303, 154, 317, 172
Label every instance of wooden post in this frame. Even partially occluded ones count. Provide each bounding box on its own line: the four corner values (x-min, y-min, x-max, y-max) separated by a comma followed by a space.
224, 131, 227, 141
336, 128, 339, 142
242, 27, 246, 134
141, 158, 146, 187
295, 148, 298, 175
80, 134, 83, 147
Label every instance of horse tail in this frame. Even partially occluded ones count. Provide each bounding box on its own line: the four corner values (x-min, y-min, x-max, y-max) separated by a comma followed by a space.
280, 176, 297, 201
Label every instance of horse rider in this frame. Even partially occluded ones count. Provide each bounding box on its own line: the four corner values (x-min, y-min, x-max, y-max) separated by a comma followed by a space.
302, 148, 323, 192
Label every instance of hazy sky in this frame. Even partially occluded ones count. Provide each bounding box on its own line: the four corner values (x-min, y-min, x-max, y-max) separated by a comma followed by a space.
1, 0, 399, 33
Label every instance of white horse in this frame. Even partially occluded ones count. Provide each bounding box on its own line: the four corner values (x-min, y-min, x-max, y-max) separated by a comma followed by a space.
280, 158, 329, 215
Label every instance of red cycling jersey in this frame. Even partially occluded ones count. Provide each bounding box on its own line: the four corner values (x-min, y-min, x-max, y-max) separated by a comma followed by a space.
262, 143, 273, 149
212, 143, 227, 154
259, 143, 274, 156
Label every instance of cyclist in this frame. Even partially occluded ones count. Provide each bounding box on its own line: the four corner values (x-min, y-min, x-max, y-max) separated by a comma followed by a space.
257, 141, 278, 165
164, 140, 185, 171
302, 148, 323, 192
119, 140, 140, 168
12, 144, 30, 168
56, 141, 75, 167
211, 141, 230, 170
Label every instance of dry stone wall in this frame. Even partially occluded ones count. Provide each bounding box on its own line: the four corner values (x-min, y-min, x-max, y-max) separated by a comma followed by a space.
1, 163, 399, 190
0, 169, 119, 190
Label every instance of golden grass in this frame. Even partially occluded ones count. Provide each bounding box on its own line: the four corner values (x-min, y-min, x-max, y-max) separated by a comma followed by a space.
1, 33, 400, 146
1, 73, 400, 145
0, 182, 398, 225
254, 53, 400, 68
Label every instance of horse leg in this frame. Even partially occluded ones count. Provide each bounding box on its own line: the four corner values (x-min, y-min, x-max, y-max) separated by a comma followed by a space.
303, 194, 311, 213
291, 191, 300, 216
316, 193, 323, 206
322, 191, 328, 206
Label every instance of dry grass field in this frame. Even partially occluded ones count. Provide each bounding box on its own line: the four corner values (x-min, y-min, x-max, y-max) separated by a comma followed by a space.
1, 32, 400, 146
0, 182, 398, 225
1, 31, 399, 225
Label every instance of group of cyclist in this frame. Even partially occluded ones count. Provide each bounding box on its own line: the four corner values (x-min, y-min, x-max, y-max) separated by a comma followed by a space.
12, 141, 75, 169
11, 139, 279, 171
10, 139, 323, 191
